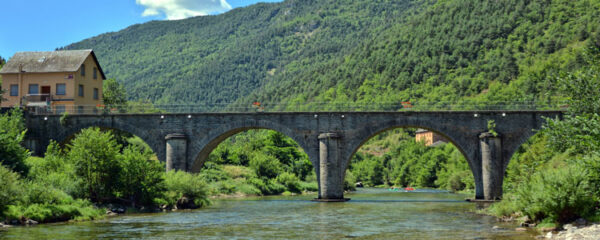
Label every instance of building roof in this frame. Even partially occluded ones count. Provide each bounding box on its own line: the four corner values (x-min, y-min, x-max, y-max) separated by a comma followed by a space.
0, 50, 106, 79
429, 141, 447, 147
415, 128, 429, 134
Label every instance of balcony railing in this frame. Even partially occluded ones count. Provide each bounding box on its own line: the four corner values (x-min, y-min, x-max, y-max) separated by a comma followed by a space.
24, 94, 52, 104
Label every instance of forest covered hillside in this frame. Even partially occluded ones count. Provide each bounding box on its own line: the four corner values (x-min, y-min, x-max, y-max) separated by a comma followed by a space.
63, 0, 600, 107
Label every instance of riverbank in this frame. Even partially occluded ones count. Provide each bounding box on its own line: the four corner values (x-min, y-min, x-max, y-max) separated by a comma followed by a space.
544, 223, 600, 239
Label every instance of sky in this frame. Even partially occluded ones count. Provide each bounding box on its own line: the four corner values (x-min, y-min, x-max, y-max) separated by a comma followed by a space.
0, 0, 282, 59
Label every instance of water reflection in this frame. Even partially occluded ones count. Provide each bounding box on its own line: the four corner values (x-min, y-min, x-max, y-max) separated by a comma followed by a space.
0, 188, 537, 240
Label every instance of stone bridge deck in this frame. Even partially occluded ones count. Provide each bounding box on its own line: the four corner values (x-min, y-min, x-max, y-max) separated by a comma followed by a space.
24, 110, 563, 201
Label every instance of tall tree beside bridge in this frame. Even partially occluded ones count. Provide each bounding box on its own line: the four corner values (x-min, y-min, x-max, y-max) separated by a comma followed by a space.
102, 78, 127, 109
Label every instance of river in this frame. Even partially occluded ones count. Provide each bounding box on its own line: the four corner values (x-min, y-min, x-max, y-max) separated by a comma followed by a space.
0, 188, 537, 239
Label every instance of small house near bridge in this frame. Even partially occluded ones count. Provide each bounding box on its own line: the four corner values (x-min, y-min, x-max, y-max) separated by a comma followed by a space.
0, 50, 105, 113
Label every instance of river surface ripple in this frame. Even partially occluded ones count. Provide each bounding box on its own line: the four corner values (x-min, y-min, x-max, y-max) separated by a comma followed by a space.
0, 188, 538, 239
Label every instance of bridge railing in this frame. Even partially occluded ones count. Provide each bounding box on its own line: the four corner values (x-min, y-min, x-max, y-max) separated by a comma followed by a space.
24, 101, 568, 115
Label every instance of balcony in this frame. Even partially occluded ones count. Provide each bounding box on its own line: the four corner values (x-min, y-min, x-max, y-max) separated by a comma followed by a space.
24, 94, 52, 106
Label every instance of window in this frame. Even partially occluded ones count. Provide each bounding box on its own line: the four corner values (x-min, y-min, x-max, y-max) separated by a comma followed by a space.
81, 64, 85, 76
56, 84, 66, 95
78, 106, 84, 114
10, 85, 18, 96
93, 67, 97, 80
55, 105, 65, 114
28, 84, 39, 94
78, 85, 84, 97
93, 88, 99, 100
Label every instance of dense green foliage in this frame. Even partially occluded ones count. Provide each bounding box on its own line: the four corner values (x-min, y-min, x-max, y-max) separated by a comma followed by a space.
201, 130, 319, 196
118, 146, 166, 206
348, 129, 472, 191
0, 109, 29, 175
0, 165, 22, 214
161, 171, 210, 208
102, 78, 128, 108
64, 0, 418, 105
489, 48, 600, 225
63, 0, 599, 110
68, 128, 122, 202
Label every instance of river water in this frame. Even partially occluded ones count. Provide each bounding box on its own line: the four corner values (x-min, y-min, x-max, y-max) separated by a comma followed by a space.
0, 188, 537, 239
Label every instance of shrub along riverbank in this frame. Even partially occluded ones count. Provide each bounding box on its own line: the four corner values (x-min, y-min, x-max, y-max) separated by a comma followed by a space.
487, 49, 600, 228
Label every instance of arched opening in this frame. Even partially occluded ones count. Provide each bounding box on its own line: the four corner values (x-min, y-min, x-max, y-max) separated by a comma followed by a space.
345, 127, 475, 194
191, 129, 317, 196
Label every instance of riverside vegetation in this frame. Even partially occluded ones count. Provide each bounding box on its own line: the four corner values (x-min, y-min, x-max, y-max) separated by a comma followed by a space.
0, 109, 211, 224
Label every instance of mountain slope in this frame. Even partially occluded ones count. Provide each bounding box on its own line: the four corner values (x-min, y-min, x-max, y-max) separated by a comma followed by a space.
64, 0, 421, 104
64, 0, 600, 108
239, 0, 600, 110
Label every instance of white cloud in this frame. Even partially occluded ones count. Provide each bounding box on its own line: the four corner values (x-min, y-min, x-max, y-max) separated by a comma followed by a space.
136, 0, 232, 20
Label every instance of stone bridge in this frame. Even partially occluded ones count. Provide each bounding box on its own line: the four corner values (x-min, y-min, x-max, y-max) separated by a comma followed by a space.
24, 111, 562, 201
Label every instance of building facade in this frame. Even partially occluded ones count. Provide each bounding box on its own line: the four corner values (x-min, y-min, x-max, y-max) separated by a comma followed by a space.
415, 129, 448, 146
0, 50, 105, 113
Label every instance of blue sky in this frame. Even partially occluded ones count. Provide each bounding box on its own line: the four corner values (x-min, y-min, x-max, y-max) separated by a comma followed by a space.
0, 0, 282, 59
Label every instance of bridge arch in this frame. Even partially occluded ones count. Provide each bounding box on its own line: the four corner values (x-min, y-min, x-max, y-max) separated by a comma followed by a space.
188, 119, 318, 173
342, 119, 483, 197
345, 125, 476, 181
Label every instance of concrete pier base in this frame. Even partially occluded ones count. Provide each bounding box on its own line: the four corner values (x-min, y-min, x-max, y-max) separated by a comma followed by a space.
479, 132, 503, 200
165, 133, 188, 171
317, 133, 347, 201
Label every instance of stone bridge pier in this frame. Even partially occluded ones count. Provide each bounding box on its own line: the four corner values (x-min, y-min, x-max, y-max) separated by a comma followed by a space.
24, 111, 561, 202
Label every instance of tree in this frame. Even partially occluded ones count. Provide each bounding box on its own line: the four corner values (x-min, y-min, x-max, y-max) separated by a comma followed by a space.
0, 165, 23, 215
117, 145, 165, 206
67, 127, 121, 202
0, 108, 29, 175
542, 47, 600, 154
102, 78, 127, 109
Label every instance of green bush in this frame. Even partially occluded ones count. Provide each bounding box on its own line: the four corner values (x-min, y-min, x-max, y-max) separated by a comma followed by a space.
0, 108, 29, 175
3, 199, 103, 223
249, 152, 282, 179
68, 127, 121, 202
208, 179, 238, 195
487, 195, 520, 218
199, 163, 231, 182
25, 142, 81, 197
163, 171, 210, 208
515, 165, 595, 223
22, 181, 74, 205
352, 157, 384, 186
248, 177, 286, 195
277, 172, 302, 194
117, 146, 166, 206
344, 170, 357, 191
235, 182, 262, 195
0, 165, 23, 215
299, 181, 318, 192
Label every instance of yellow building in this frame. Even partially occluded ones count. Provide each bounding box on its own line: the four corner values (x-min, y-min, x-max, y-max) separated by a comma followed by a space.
0, 50, 105, 113
415, 129, 448, 146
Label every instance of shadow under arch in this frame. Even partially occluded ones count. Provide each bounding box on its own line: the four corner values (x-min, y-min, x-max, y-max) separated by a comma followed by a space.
188, 120, 317, 174
52, 121, 164, 163
344, 124, 478, 191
